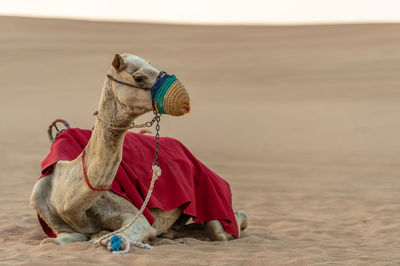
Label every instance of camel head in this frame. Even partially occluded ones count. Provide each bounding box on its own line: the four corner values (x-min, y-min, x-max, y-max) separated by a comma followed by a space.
108, 53, 190, 117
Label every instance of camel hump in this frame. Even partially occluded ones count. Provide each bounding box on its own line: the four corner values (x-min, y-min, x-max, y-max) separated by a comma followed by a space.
47, 119, 71, 143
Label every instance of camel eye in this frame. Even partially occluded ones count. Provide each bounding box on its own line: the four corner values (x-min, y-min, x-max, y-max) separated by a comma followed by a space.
134, 76, 143, 82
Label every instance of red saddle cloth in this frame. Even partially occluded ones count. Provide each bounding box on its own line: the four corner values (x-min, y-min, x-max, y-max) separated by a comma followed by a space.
38, 128, 238, 238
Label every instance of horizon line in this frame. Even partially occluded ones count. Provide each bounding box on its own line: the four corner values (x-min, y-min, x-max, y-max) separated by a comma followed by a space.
2, 14, 400, 27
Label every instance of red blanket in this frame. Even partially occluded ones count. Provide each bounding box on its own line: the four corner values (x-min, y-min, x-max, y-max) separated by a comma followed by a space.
38, 128, 238, 238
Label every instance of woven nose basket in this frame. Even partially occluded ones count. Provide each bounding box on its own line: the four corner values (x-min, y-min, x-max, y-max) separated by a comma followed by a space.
152, 74, 190, 116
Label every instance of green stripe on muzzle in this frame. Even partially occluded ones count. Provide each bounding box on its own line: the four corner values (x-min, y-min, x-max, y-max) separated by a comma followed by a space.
154, 75, 178, 114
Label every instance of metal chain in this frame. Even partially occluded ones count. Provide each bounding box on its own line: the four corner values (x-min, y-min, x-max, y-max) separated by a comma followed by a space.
153, 111, 161, 166
94, 109, 161, 166
131, 115, 159, 128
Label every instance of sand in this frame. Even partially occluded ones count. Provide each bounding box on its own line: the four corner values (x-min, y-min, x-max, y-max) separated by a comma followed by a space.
1, 16, 400, 265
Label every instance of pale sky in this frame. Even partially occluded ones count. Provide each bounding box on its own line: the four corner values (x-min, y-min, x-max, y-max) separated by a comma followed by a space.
1, 0, 400, 25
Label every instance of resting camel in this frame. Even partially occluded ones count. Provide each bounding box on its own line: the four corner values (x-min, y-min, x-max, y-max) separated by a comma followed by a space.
30, 54, 247, 247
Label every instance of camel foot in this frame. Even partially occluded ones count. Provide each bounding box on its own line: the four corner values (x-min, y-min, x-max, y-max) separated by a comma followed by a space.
41, 237, 61, 245
206, 220, 234, 241
41, 232, 88, 245
162, 211, 248, 241
205, 210, 248, 241
160, 223, 209, 241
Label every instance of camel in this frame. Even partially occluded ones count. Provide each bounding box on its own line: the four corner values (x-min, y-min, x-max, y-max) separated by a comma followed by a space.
30, 53, 248, 247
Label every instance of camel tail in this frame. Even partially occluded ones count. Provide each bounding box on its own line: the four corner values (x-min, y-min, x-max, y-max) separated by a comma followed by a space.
47, 119, 71, 143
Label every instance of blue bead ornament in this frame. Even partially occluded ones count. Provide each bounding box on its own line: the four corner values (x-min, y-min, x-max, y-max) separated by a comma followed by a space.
110, 235, 122, 252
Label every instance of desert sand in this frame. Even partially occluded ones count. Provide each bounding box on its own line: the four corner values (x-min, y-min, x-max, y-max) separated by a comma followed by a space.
1, 16, 400, 265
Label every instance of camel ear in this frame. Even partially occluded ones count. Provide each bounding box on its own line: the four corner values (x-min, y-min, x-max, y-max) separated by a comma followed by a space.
112, 54, 126, 72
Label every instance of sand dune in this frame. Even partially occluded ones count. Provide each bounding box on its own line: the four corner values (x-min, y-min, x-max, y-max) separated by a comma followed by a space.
1, 16, 400, 265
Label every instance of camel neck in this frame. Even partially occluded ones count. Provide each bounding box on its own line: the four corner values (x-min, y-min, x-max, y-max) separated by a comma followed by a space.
83, 78, 135, 189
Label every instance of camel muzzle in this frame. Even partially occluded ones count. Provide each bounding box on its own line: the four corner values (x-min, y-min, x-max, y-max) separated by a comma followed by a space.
151, 73, 190, 116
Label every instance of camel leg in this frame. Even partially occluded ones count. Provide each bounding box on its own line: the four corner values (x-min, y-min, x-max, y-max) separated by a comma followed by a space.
206, 210, 248, 241
162, 210, 248, 241
161, 220, 231, 241
87, 207, 182, 244
117, 213, 158, 243
94, 208, 181, 243
88, 213, 156, 244
205, 220, 234, 241
41, 232, 88, 245
32, 177, 89, 245
150, 208, 182, 235
161, 222, 208, 240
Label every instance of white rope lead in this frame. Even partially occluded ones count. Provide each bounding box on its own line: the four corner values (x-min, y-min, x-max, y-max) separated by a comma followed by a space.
93, 165, 161, 253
